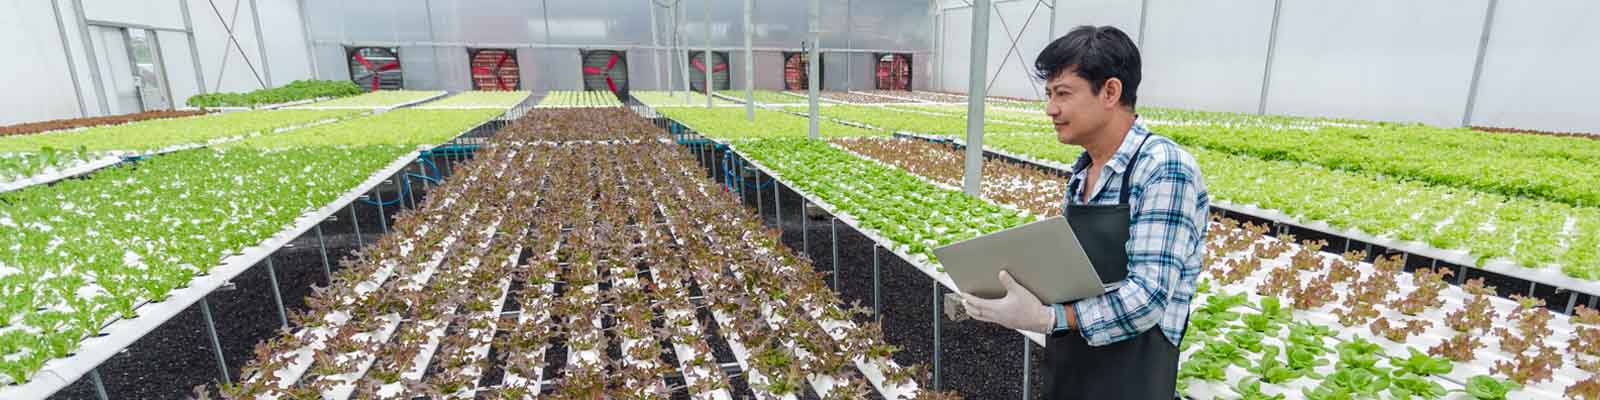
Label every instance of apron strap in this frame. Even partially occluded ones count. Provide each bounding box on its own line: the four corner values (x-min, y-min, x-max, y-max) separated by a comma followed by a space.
1117, 133, 1153, 205
1066, 130, 1155, 206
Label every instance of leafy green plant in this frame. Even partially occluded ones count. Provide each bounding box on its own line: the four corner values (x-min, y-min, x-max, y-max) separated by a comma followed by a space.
1457, 375, 1519, 400
186, 80, 361, 107
1389, 347, 1453, 377
421, 91, 531, 108
298, 90, 444, 108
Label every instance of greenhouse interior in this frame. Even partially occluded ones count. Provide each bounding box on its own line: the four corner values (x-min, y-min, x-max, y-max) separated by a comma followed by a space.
2, 0, 1599, 399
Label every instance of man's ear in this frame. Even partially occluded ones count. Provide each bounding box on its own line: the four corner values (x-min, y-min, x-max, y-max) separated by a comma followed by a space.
1100, 78, 1123, 109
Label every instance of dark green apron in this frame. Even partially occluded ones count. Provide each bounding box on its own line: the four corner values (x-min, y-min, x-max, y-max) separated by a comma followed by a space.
1046, 134, 1180, 399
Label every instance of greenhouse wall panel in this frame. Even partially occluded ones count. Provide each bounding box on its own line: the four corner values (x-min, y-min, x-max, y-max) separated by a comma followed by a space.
1139, 0, 1275, 114
156, 30, 201, 107
522, 48, 584, 92
938, 8, 972, 96
1265, 0, 1487, 127
0, 1, 82, 125
255, 0, 316, 84
1469, 0, 1600, 133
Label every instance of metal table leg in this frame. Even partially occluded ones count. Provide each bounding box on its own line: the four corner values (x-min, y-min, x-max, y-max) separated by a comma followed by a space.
200, 297, 230, 384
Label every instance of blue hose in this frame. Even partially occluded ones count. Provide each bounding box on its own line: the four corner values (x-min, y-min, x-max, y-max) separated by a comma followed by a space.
721, 150, 771, 194
359, 148, 463, 206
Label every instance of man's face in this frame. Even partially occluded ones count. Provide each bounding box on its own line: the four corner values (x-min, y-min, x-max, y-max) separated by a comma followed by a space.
1043, 70, 1109, 146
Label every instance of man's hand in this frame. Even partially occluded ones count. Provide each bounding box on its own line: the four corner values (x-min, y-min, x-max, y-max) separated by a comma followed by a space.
960, 271, 1056, 333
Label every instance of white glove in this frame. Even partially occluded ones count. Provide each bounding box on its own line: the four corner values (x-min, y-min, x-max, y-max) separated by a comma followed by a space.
960, 270, 1057, 334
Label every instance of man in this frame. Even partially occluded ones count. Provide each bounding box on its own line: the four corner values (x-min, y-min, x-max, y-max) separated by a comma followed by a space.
960, 25, 1209, 399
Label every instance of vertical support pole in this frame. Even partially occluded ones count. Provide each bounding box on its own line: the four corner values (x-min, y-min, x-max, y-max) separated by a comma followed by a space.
744, 0, 755, 120
374, 184, 389, 234
807, 0, 821, 139
963, 0, 992, 196
406, 169, 420, 210
1022, 337, 1032, 400
649, 0, 662, 90
831, 218, 840, 291
89, 368, 109, 400
200, 297, 230, 384
1568, 292, 1580, 315
1257, 0, 1283, 115
71, 0, 110, 114
774, 180, 782, 239
704, 0, 713, 109
678, 4, 692, 105
350, 203, 364, 246
50, 0, 89, 116
801, 200, 809, 253
1047, 0, 1057, 41
1135, 0, 1150, 48
248, 0, 272, 87
296, 0, 318, 78
265, 257, 288, 328
933, 282, 942, 390
315, 225, 332, 283
873, 244, 881, 321
845, 0, 853, 90
1461, 0, 1500, 127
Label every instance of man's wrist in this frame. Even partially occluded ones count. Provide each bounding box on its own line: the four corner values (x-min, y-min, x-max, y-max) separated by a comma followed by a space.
1051, 304, 1069, 332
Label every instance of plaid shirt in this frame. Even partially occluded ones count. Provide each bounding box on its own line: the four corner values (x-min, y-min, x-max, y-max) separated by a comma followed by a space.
1059, 119, 1209, 347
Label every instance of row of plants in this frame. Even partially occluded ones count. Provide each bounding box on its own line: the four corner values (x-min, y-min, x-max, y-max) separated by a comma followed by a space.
631, 90, 736, 107
996, 131, 1599, 278
0, 146, 102, 186
736, 138, 1032, 262
784, 91, 912, 104
716, 89, 808, 104
228, 140, 525, 398
418, 91, 531, 109
0, 109, 208, 137
1157, 123, 1600, 207
294, 90, 446, 108
493, 108, 662, 142
0, 109, 360, 152
534, 90, 623, 107
854, 90, 964, 103
656, 107, 884, 140
780, 105, 1035, 137
0, 145, 412, 385
1182, 217, 1600, 399
830, 137, 1067, 217
224, 109, 502, 149
800, 106, 1600, 280
225, 123, 945, 398
185, 80, 363, 108
901, 99, 1600, 206
0, 108, 500, 385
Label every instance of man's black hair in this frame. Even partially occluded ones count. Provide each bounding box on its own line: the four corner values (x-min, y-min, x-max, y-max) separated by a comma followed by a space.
1034, 25, 1141, 109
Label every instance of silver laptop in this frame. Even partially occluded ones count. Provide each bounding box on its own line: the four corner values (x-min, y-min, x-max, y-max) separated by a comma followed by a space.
934, 216, 1112, 304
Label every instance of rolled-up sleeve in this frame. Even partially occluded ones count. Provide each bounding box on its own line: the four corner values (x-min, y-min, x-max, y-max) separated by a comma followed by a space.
1066, 149, 1206, 346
